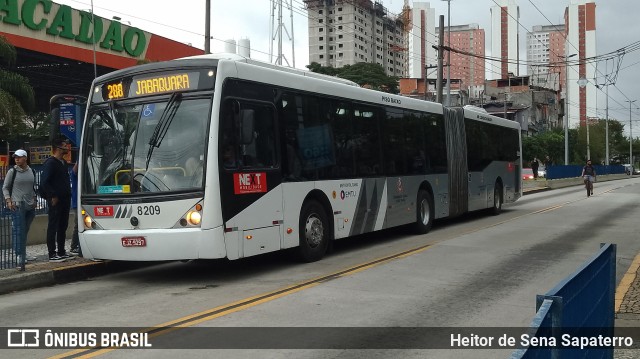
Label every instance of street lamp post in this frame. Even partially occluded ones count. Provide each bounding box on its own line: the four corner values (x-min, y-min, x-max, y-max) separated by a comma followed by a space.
627, 100, 637, 170
605, 83, 610, 165
90, 0, 97, 78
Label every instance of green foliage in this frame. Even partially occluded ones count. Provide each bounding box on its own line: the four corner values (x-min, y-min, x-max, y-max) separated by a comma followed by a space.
0, 91, 27, 139
524, 119, 631, 166
306, 62, 339, 76
574, 119, 625, 164
23, 112, 51, 139
0, 35, 17, 67
306, 62, 399, 93
522, 128, 565, 165
0, 70, 35, 112
0, 36, 37, 147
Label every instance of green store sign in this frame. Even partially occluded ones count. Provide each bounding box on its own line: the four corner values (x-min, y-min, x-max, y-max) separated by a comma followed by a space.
0, 0, 147, 57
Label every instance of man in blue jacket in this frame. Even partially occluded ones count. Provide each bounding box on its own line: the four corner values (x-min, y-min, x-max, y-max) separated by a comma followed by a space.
40, 137, 72, 262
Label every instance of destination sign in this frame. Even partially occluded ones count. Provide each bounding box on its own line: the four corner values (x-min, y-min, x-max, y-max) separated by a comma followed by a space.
131, 73, 197, 96
99, 71, 203, 101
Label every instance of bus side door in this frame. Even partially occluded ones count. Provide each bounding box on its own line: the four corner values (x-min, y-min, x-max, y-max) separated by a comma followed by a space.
219, 99, 283, 258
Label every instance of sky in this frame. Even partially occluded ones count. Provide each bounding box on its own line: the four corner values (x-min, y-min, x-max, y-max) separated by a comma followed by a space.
51, 0, 640, 135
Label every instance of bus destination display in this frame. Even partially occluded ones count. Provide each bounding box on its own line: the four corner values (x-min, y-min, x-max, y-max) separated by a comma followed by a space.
100, 71, 201, 101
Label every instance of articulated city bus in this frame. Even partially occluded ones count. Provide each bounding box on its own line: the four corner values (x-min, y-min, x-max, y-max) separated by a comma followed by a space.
78, 53, 522, 262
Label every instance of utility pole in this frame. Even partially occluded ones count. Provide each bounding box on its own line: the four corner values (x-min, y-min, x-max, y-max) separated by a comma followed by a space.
205, 0, 211, 54
442, 0, 452, 106
627, 100, 637, 169
563, 54, 577, 165
90, 0, 97, 78
436, 16, 445, 104
605, 83, 610, 165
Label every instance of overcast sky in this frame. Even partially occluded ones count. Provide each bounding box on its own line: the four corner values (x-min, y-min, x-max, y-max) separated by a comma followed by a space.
53, 0, 640, 133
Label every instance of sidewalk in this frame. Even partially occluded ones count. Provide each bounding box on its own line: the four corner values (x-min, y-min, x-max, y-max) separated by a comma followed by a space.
0, 239, 144, 295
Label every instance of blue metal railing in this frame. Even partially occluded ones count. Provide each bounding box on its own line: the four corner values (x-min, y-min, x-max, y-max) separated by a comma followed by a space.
546, 165, 626, 180
511, 243, 616, 359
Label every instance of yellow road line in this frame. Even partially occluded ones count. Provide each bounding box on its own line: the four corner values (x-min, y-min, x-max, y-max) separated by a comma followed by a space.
50, 185, 628, 358
615, 252, 640, 313
49, 244, 434, 359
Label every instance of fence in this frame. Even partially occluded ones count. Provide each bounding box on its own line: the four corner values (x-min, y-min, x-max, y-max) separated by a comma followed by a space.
0, 165, 48, 270
546, 165, 626, 180
511, 243, 616, 359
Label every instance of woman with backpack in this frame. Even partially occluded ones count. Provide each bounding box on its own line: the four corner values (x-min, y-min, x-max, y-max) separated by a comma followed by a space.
2, 149, 36, 271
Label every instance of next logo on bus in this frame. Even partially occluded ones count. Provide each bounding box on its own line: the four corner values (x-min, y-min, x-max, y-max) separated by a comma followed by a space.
94, 206, 114, 217
233, 173, 267, 194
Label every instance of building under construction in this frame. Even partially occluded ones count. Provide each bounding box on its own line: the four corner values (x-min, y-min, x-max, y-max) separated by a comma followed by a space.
304, 0, 406, 77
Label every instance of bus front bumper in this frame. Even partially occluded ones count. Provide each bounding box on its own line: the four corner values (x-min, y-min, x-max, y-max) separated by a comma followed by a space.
79, 226, 227, 261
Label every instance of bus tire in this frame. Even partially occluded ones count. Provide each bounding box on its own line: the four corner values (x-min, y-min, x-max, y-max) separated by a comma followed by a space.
297, 200, 330, 262
491, 182, 503, 215
414, 190, 434, 234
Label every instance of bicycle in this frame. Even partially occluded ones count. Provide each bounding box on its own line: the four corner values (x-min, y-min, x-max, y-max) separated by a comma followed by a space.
583, 175, 595, 197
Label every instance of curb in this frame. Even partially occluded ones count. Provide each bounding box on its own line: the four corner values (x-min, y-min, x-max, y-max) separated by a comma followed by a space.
0, 261, 151, 295
523, 187, 552, 195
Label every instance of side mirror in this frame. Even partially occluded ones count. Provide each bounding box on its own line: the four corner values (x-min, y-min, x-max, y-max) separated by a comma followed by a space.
240, 109, 255, 145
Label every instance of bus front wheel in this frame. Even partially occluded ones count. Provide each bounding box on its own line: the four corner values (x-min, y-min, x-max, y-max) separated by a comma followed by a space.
297, 200, 330, 262
414, 190, 434, 234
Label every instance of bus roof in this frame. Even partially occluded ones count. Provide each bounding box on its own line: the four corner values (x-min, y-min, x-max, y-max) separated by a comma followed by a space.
179, 53, 360, 87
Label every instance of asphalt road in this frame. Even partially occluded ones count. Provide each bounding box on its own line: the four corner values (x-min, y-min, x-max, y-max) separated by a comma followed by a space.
2, 178, 640, 359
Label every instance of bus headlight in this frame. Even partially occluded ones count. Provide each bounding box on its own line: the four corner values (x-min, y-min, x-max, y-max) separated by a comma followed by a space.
83, 214, 94, 229
173, 201, 204, 228
186, 211, 201, 225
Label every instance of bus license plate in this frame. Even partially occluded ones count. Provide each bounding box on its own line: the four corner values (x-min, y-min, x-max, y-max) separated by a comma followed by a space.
121, 237, 146, 247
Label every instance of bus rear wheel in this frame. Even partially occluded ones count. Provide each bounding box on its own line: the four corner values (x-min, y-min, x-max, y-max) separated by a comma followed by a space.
414, 190, 434, 234
297, 200, 330, 262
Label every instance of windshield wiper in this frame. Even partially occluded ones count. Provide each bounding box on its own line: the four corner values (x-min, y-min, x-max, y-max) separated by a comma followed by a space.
145, 93, 182, 169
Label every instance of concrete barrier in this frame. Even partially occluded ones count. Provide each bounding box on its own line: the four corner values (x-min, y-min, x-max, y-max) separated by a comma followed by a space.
543, 173, 628, 190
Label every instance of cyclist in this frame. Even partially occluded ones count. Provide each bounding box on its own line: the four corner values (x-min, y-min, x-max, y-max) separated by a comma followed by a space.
581, 159, 596, 197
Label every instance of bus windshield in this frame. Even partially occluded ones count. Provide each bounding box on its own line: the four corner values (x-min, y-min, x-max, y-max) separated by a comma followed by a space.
82, 97, 211, 195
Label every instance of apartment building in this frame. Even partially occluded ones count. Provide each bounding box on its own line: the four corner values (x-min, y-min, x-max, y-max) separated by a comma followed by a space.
490, 0, 519, 79
527, 25, 565, 92
437, 24, 486, 98
305, 0, 405, 76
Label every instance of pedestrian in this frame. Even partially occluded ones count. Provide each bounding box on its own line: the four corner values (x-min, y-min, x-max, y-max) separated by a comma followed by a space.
70, 162, 81, 256
531, 158, 539, 179
40, 137, 73, 262
544, 155, 553, 168
2, 149, 36, 271
581, 159, 597, 197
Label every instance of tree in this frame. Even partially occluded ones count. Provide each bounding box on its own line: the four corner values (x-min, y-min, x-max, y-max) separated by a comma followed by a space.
306, 62, 339, 76
574, 119, 625, 164
338, 63, 399, 93
0, 35, 35, 145
307, 62, 399, 93
522, 129, 565, 165
23, 112, 51, 139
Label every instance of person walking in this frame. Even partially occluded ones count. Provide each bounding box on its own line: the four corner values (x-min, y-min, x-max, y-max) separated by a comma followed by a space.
70, 162, 81, 256
2, 149, 37, 271
531, 158, 540, 179
40, 137, 73, 262
581, 159, 597, 197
